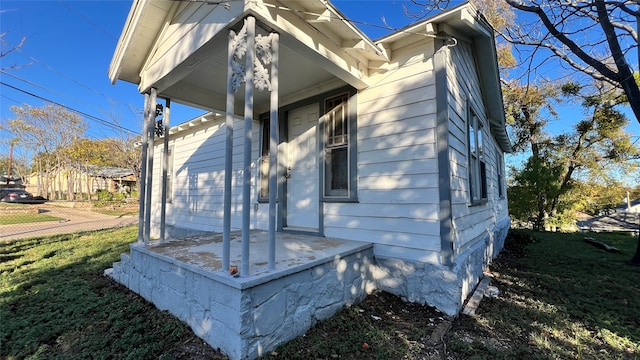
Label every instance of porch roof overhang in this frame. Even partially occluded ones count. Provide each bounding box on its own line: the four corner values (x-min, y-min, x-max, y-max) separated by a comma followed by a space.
108, 0, 389, 113
376, 3, 512, 153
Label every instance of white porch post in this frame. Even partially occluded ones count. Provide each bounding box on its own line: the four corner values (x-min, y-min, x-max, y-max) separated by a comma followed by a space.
222, 27, 236, 273
268, 32, 279, 270
143, 88, 157, 244
137, 93, 151, 243
225, 17, 277, 276
241, 16, 256, 277
160, 98, 171, 243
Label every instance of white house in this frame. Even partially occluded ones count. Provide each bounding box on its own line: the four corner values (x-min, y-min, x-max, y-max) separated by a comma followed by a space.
106, 1, 511, 359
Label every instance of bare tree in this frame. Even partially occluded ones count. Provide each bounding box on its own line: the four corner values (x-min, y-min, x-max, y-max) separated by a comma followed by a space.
0, 31, 27, 71
503, 0, 639, 123
502, 0, 640, 264
8, 104, 86, 199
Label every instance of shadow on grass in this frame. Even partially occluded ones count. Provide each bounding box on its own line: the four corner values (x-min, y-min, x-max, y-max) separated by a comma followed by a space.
448, 229, 640, 359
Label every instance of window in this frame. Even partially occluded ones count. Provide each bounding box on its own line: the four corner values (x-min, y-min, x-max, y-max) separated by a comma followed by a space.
259, 117, 270, 201
496, 151, 504, 198
468, 111, 487, 202
323, 93, 353, 199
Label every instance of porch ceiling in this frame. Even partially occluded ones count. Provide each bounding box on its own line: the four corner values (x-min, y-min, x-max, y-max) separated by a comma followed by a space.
157, 32, 342, 114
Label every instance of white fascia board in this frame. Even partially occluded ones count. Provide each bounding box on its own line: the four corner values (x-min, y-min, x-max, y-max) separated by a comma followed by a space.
108, 0, 145, 84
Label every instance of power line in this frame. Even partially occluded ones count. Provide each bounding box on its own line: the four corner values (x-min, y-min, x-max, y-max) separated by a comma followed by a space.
0, 70, 109, 116
1, 94, 107, 142
57, 1, 118, 41
13, 47, 142, 118
0, 81, 139, 135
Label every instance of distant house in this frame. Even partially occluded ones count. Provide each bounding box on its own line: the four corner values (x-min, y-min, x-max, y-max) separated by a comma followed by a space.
25, 164, 136, 199
579, 198, 640, 234
0, 175, 24, 189
107, 1, 511, 359
617, 198, 640, 214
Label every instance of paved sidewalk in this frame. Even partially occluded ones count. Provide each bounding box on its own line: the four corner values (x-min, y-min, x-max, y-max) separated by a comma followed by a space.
0, 206, 138, 241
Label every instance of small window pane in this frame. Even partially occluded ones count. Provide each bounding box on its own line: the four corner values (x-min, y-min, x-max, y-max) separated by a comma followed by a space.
469, 122, 477, 156
329, 147, 348, 191
324, 93, 350, 197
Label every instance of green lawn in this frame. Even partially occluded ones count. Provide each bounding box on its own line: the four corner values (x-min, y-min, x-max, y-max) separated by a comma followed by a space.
0, 226, 221, 360
2, 227, 638, 359
444, 230, 640, 359
0, 213, 64, 225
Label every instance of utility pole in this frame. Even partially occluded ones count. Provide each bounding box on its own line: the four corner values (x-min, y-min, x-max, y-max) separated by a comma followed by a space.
6, 142, 13, 185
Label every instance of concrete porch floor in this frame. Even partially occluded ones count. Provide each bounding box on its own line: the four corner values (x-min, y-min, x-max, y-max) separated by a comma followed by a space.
144, 230, 371, 285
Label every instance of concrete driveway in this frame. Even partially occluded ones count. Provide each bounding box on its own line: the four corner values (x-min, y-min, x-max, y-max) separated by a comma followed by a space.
0, 205, 138, 241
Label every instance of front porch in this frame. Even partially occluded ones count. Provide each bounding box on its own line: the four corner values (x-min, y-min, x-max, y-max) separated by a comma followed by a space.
106, 231, 374, 360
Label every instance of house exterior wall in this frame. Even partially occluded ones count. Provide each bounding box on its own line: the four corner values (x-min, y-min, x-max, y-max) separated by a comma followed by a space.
149, 117, 265, 238
362, 34, 509, 314
443, 39, 509, 306
146, 16, 509, 317
446, 40, 509, 256
324, 39, 442, 265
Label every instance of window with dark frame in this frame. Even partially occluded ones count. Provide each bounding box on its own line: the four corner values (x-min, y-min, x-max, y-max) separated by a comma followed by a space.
324, 93, 350, 197
468, 111, 487, 202
496, 151, 504, 198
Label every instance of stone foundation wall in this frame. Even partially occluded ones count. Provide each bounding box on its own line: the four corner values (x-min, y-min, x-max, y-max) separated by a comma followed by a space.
108, 244, 375, 360
107, 218, 509, 358
373, 217, 510, 315
243, 249, 375, 358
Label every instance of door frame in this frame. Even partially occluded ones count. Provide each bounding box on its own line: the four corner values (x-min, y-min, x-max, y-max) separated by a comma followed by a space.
260, 85, 356, 236
279, 101, 323, 236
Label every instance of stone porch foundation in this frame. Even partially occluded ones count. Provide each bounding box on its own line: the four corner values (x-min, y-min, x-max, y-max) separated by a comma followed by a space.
106, 220, 509, 360
107, 233, 375, 360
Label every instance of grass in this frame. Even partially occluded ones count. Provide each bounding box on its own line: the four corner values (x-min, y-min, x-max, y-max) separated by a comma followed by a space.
0, 213, 64, 225
91, 208, 139, 217
2, 227, 639, 359
445, 230, 640, 359
273, 230, 640, 359
0, 226, 222, 360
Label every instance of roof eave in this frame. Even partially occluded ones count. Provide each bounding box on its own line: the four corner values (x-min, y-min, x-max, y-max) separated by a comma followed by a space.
374, 2, 512, 152
108, 0, 146, 85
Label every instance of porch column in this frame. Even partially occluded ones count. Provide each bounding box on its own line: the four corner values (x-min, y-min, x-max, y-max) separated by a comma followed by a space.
241, 16, 256, 277
143, 88, 157, 244
268, 32, 279, 270
222, 25, 236, 273
160, 98, 171, 243
137, 93, 151, 244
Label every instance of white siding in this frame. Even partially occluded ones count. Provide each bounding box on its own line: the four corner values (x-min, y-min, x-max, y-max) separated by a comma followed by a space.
446, 41, 509, 255
146, 31, 508, 264
324, 39, 441, 262
150, 116, 267, 235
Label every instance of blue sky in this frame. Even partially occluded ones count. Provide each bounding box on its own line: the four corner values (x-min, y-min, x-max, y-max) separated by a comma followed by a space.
0, 1, 417, 147
1, 0, 639, 183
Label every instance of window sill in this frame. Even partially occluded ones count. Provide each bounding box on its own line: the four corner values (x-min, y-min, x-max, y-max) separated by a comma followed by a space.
322, 197, 359, 203
468, 199, 488, 207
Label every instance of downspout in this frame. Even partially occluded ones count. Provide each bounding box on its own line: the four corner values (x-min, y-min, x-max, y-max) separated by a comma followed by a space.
435, 32, 455, 267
